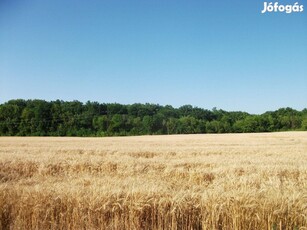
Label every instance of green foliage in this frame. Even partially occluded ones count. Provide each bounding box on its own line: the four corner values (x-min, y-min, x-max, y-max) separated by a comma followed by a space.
301, 117, 307, 131
0, 99, 305, 136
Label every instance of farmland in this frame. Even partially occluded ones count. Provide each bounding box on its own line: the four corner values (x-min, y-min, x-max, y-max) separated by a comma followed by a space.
0, 132, 306, 229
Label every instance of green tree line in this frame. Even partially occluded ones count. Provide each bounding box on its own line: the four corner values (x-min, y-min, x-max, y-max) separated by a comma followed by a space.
0, 99, 306, 136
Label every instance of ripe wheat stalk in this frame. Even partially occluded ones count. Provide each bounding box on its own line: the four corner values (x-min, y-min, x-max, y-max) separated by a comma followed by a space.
0, 132, 306, 229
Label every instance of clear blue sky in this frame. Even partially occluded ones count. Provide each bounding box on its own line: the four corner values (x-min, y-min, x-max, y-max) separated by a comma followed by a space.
0, 0, 306, 114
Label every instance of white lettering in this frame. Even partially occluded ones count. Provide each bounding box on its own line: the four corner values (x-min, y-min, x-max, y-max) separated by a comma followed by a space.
261, 1, 304, 14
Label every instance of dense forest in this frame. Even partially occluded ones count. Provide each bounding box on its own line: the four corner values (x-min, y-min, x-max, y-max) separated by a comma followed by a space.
0, 99, 306, 136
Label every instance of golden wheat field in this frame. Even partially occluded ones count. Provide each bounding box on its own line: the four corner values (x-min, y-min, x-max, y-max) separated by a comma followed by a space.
0, 132, 306, 230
